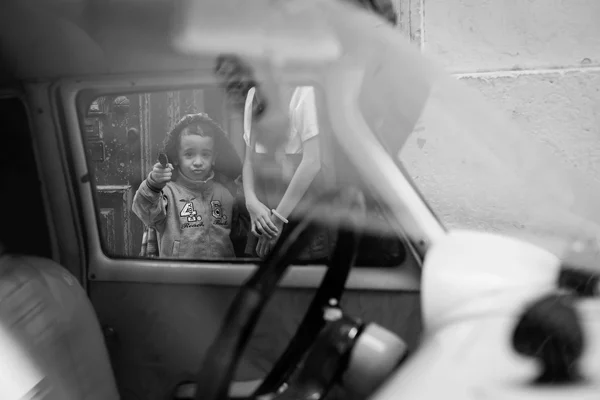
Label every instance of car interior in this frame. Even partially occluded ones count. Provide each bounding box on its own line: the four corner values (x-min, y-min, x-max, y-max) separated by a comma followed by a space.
0, 1, 424, 400
4, 1, 600, 400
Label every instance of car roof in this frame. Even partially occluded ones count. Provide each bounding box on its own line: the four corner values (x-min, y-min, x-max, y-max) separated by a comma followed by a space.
0, 0, 215, 85
0, 0, 431, 163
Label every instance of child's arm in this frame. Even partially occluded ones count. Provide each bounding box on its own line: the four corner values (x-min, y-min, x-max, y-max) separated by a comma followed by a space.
273, 87, 322, 221
255, 137, 321, 258
256, 88, 322, 258
132, 162, 172, 227
242, 87, 279, 239
273, 136, 321, 220
243, 147, 279, 239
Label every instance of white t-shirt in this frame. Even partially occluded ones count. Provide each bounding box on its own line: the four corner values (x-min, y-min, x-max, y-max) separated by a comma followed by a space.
243, 86, 319, 154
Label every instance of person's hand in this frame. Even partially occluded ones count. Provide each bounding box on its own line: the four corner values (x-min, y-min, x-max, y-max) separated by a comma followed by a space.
256, 236, 276, 259
256, 214, 286, 258
246, 198, 279, 239
149, 162, 173, 189
269, 213, 285, 235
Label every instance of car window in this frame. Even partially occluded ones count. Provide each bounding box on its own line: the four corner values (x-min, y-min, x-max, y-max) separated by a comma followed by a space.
78, 84, 407, 267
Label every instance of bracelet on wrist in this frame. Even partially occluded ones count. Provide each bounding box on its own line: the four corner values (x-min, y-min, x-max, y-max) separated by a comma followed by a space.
271, 209, 288, 224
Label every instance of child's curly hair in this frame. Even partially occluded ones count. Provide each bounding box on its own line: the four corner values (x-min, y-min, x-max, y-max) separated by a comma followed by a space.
162, 113, 227, 167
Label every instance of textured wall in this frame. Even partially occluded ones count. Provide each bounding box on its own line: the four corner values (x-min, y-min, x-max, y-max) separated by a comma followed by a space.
425, 0, 600, 72
398, 0, 600, 240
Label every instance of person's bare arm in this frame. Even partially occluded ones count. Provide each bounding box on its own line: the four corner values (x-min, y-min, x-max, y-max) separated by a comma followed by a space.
243, 146, 279, 238
256, 138, 321, 258
242, 146, 258, 205
274, 136, 321, 219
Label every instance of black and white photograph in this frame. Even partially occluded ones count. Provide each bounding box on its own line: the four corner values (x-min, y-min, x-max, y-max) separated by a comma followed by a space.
0, 1, 599, 399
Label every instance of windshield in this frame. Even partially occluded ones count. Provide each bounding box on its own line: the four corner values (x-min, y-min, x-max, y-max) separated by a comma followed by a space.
173, 0, 600, 270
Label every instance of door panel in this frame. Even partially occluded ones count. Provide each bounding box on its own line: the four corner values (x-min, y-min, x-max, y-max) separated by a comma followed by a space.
74, 63, 423, 400
89, 283, 421, 400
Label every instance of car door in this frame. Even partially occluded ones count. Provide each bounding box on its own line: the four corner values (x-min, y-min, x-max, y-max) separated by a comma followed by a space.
38, 74, 423, 400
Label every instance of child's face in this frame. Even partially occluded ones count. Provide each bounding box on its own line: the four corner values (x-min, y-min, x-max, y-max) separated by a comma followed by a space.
177, 131, 216, 182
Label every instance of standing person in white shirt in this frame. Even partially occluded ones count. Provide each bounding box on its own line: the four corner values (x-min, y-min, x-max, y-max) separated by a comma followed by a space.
242, 85, 333, 260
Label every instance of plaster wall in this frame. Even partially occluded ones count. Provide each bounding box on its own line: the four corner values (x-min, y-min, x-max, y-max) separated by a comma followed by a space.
397, 0, 600, 244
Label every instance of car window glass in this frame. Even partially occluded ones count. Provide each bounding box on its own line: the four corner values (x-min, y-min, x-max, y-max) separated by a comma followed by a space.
80, 85, 406, 267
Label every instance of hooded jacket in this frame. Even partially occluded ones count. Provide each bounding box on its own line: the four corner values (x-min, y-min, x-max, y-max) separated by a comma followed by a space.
132, 170, 237, 259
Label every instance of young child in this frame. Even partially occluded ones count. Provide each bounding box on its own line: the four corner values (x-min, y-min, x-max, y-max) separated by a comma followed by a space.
133, 113, 241, 259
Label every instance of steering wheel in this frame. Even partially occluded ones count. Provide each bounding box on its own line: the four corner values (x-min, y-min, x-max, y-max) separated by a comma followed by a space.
193, 187, 367, 400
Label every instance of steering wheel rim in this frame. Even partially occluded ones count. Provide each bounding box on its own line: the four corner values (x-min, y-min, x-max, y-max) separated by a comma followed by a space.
194, 187, 366, 400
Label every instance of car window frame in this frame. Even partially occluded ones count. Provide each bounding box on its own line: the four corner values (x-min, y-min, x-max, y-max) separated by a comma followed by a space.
0, 89, 59, 259
58, 71, 423, 290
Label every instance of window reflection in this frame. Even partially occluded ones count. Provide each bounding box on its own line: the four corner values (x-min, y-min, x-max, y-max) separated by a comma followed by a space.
83, 84, 406, 268
242, 85, 334, 261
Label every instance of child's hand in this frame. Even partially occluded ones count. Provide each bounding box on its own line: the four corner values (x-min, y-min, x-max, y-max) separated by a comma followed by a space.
256, 236, 275, 259
269, 213, 285, 234
246, 198, 279, 239
149, 162, 173, 188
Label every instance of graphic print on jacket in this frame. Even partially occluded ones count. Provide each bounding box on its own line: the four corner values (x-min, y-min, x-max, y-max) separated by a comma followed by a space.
179, 197, 202, 227
132, 171, 236, 259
